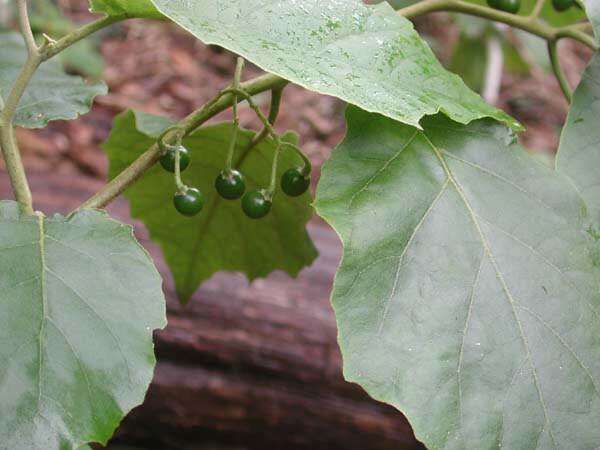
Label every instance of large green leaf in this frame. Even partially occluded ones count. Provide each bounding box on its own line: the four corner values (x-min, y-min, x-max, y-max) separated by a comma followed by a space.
315, 106, 600, 449
0, 201, 166, 449
148, 0, 519, 130
556, 52, 600, 228
104, 110, 317, 303
0, 32, 106, 128
89, 0, 163, 19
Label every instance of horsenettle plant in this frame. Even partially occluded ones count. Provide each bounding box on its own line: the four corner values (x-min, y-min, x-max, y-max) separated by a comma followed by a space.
1, 0, 600, 448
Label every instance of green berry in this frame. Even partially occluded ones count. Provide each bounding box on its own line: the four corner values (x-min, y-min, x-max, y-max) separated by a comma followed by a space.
242, 190, 272, 219
174, 188, 204, 216
552, 0, 574, 11
215, 169, 246, 200
487, 0, 520, 13
160, 145, 190, 173
281, 168, 310, 197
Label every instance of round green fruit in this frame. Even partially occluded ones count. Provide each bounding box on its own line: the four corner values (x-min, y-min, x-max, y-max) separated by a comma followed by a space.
488, 0, 520, 13
552, 0, 574, 11
215, 169, 246, 200
160, 145, 190, 173
174, 188, 204, 216
242, 190, 272, 219
281, 168, 310, 197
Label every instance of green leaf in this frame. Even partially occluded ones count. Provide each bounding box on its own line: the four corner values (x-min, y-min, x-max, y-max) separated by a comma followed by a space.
556, 52, 600, 228
0, 201, 166, 449
149, 0, 519, 130
0, 32, 106, 128
89, 0, 163, 19
90, 0, 165, 19
315, 106, 600, 449
103, 110, 318, 303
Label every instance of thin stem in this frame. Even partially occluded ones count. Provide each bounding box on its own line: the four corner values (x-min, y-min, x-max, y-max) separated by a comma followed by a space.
281, 142, 312, 175
174, 146, 187, 193
0, 0, 42, 213
79, 73, 288, 210
226, 57, 245, 169
246, 85, 285, 151
397, 0, 597, 50
0, 124, 33, 214
1, 54, 41, 123
570, 22, 593, 33
547, 41, 572, 102
17, 0, 38, 54
529, 0, 545, 19
41, 15, 125, 61
222, 88, 280, 140
267, 142, 283, 195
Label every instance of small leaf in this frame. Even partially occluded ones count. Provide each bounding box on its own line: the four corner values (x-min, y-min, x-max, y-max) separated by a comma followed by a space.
0, 32, 106, 128
89, 0, 164, 19
149, 0, 520, 130
103, 110, 318, 303
315, 106, 600, 449
0, 201, 166, 449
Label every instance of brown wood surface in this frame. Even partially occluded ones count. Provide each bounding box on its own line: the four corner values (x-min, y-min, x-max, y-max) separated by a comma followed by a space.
0, 171, 425, 450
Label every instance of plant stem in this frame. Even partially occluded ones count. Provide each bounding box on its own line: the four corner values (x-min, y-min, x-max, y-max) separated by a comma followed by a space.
225, 57, 245, 169
222, 88, 280, 140
245, 85, 285, 151
529, 0, 545, 19
41, 15, 125, 61
267, 142, 282, 195
547, 41, 572, 102
78, 73, 289, 210
0, 0, 40, 213
0, 124, 33, 214
174, 146, 187, 193
1, 52, 41, 123
397, 0, 597, 50
16, 0, 37, 54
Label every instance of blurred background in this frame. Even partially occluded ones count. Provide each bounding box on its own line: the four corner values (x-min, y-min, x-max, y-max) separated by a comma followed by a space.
0, 0, 593, 448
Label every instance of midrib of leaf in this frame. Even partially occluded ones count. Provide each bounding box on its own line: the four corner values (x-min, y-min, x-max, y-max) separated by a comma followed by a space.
36, 213, 47, 417
421, 134, 559, 448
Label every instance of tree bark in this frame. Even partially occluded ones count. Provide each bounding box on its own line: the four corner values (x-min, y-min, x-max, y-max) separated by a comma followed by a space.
1, 171, 425, 450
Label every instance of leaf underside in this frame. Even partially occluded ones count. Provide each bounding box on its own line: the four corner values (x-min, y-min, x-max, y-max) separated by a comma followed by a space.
103, 110, 317, 303
0, 32, 106, 128
0, 202, 166, 449
315, 106, 600, 449
146, 0, 518, 130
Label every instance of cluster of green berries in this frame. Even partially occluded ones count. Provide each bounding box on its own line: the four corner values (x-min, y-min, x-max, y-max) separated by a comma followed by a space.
486, 0, 575, 13
160, 145, 310, 219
